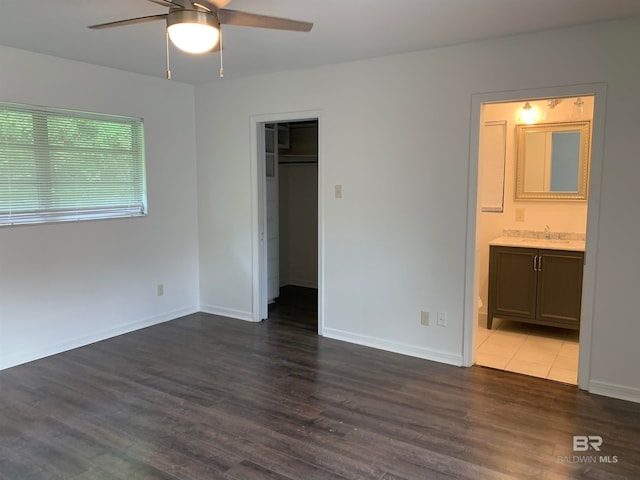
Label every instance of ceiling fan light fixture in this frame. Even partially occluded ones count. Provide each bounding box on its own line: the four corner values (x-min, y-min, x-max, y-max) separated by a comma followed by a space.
167, 10, 219, 54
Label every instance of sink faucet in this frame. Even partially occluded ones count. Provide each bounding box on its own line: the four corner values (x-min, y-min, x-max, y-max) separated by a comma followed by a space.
544, 225, 551, 239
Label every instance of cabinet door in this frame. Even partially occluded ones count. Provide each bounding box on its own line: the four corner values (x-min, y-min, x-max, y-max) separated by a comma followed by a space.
536, 249, 584, 328
489, 246, 538, 320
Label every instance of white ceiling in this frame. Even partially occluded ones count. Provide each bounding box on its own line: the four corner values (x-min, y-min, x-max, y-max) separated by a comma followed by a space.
2, 0, 640, 84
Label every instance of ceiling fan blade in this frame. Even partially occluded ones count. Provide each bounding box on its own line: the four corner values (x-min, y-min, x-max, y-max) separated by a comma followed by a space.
146, 0, 176, 7
218, 9, 313, 32
196, 0, 232, 10
88, 14, 168, 30
146, 0, 190, 7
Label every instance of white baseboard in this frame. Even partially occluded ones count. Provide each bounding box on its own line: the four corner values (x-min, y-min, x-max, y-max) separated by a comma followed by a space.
0, 305, 199, 371
589, 380, 640, 404
200, 304, 256, 322
322, 327, 463, 367
477, 312, 488, 327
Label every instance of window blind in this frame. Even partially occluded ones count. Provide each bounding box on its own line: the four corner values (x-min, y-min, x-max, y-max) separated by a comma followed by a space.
0, 101, 146, 226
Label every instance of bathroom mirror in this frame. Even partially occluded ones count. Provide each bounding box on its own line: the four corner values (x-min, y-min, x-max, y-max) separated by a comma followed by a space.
515, 121, 591, 200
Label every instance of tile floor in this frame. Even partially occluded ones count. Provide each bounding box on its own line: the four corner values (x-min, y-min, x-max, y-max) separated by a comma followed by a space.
476, 317, 579, 384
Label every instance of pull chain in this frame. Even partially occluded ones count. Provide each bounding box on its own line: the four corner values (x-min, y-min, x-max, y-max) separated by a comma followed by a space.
165, 30, 172, 80
218, 25, 224, 78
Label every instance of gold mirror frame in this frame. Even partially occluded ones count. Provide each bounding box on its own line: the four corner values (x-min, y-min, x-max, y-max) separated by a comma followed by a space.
515, 121, 591, 200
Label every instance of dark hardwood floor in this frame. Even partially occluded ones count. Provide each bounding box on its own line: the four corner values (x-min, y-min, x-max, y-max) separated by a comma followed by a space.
1, 289, 639, 479
268, 285, 318, 333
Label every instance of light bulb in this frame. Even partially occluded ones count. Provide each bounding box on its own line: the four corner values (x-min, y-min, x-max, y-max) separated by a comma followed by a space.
519, 102, 537, 124
572, 97, 585, 120
168, 22, 219, 54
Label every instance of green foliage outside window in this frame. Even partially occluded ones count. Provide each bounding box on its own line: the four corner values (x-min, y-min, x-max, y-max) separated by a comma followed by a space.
0, 102, 146, 226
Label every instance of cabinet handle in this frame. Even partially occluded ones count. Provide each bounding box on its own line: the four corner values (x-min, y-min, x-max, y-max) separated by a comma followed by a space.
533, 255, 542, 271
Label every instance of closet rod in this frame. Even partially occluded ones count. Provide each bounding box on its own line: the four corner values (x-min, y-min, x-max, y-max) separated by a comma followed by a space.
278, 161, 318, 165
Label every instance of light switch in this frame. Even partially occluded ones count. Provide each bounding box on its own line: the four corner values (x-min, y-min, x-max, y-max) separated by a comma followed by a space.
335, 184, 343, 198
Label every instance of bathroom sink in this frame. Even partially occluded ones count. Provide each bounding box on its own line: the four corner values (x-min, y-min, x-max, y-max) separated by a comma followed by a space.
490, 236, 585, 252
518, 238, 570, 244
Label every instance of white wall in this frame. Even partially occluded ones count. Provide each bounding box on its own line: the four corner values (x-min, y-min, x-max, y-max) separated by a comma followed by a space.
476, 99, 592, 317
0, 46, 200, 369
196, 17, 640, 400
3, 18, 636, 402
279, 164, 318, 288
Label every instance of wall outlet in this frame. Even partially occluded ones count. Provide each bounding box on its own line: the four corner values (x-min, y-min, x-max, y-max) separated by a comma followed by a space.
157, 284, 164, 296
335, 184, 343, 198
516, 208, 525, 222
420, 311, 430, 326
437, 312, 447, 327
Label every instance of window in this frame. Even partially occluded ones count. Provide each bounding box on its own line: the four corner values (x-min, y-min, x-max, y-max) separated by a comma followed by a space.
0, 101, 146, 226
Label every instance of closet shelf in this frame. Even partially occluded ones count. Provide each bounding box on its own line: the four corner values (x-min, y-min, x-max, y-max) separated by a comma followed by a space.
279, 154, 317, 165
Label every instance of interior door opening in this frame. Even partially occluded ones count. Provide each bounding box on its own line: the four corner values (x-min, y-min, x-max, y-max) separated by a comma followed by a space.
259, 118, 319, 332
473, 95, 595, 385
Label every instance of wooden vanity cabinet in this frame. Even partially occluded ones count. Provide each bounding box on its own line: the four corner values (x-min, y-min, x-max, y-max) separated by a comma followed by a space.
487, 246, 584, 330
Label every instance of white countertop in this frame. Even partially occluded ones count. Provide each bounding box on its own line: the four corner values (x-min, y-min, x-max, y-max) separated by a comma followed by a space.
489, 236, 585, 252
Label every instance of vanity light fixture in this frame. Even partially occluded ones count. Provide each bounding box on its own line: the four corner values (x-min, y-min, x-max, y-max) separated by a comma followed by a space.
547, 98, 562, 109
519, 102, 538, 124
543, 98, 562, 121
572, 97, 585, 120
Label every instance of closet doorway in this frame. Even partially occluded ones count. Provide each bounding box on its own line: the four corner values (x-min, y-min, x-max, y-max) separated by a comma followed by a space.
255, 115, 320, 331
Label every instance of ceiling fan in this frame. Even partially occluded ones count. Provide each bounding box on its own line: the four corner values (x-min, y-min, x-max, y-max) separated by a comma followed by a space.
89, 0, 313, 78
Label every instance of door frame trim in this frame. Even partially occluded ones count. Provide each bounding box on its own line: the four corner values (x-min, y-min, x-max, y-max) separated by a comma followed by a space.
463, 83, 607, 390
250, 110, 323, 333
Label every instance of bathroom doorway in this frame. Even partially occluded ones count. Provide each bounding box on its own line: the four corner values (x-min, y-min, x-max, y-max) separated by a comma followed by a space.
467, 90, 602, 386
